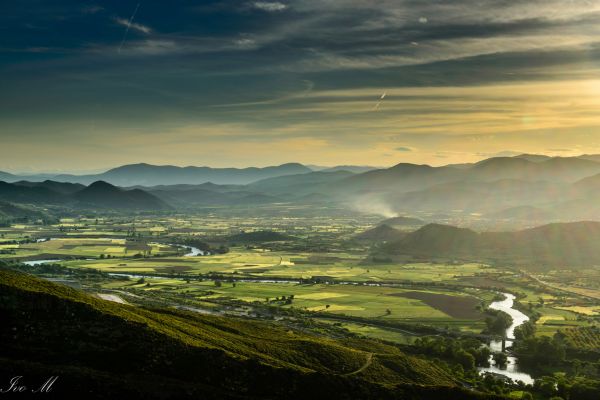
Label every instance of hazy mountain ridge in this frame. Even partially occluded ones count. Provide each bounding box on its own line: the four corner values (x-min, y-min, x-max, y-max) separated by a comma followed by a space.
3, 163, 313, 186
4, 155, 600, 219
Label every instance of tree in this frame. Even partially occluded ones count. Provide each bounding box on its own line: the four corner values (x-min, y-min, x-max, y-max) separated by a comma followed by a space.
455, 349, 475, 370
514, 321, 536, 340
493, 352, 508, 367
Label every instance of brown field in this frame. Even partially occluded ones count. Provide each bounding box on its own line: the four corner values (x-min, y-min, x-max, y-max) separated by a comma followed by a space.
391, 291, 482, 319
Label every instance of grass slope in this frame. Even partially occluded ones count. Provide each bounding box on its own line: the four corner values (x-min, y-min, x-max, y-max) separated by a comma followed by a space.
0, 268, 499, 399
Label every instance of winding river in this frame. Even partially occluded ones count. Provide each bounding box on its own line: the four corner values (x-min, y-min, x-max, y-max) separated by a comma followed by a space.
478, 293, 534, 384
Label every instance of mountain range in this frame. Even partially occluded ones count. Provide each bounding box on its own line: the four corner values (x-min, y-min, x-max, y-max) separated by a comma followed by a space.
4, 154, 600, 221
2, 163, 315, 186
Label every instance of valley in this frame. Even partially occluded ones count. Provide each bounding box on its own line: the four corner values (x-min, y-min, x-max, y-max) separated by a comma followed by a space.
2, 207, 599, 398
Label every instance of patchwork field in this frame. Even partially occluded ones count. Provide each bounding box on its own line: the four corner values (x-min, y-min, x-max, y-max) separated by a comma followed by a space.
2, 214, 598, 345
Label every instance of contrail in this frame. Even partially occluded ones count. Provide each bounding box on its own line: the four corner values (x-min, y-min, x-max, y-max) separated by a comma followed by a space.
373, 91, 387, 111
118, 2, 141, 53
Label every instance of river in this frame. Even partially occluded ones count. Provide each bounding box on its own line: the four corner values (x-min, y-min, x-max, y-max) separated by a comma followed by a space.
23, 259, 61, 266
478, 293, 534, 384
168, 244, 206, 257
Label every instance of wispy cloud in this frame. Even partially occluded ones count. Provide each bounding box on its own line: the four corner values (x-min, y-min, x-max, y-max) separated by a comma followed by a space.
253, 2, 287, 12
81, 5, 104, 15
114, 17, 152, 35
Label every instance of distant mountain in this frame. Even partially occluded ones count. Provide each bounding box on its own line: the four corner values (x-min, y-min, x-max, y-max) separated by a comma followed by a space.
469, 157, 600, 182
577, 154, 600, 163
248, 170, 354, 196
354, 224, 407, 242
572, 172, 600, 194
487, 206, 556, 221
13, 180, 85, 194
52, 163, 312, 186
382, 222, 600, 267
319, 165, 378, 174
513, 154, 552, 162
384, 179, 566, 213
0, 171, 18, 182
72, 181, 169, 210
335, 163, 462, 195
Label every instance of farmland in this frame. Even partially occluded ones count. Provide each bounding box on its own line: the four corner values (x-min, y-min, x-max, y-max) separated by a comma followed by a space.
1, 211, 598, 347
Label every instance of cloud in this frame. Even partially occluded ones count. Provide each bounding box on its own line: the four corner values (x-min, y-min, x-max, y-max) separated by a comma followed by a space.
253, 2, 287, 12
395, 147, 413, 152
114, 17, 152, 34
234, 37, 258, 49
82, 5, 103, 14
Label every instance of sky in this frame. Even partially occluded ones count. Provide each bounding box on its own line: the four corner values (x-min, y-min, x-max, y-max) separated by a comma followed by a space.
2, 0, 600, 173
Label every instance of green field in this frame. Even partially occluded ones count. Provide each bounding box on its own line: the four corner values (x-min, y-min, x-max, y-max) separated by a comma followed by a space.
2, 214, 598, 345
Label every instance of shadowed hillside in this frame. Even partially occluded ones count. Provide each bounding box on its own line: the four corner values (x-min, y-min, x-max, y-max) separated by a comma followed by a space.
382, 221, 600, 267
0, 180, 169, 211
0, 269, 499, 399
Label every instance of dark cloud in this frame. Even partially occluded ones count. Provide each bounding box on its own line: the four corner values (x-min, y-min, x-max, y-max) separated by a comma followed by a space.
1, 1, 599, 169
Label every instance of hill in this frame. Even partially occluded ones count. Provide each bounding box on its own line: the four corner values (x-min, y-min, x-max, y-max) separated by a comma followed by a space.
0, 201, 49, 222
0, 268, 495, 399
0, 181, 66, 204
72, 181, 170, 210
0, 181, 169, 211
382, 222, 600, 267
354, 224, 407, 242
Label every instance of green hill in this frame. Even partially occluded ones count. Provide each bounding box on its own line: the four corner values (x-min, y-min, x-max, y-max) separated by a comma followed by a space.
382, 222, 600, 267
354, 224, 407, 242
0, 268, 497, 399
0, 201, 49, 221
72, 181, 170, 210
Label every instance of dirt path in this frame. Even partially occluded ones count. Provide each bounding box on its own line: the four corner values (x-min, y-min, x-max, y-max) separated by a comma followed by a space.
344, 353, 373, 376
97, 293, 127, 304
